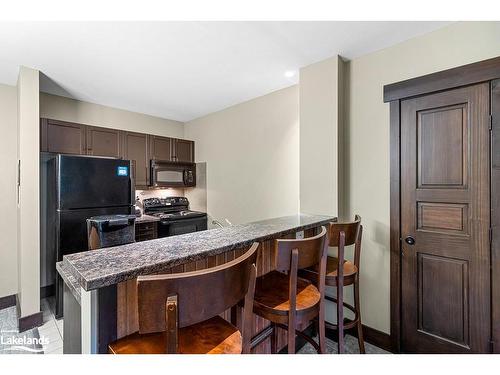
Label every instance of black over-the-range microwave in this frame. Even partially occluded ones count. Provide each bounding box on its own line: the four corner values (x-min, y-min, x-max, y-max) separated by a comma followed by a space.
150, 160, 196, 188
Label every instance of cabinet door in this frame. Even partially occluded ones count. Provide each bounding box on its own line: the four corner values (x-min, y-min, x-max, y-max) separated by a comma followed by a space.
172, 139, 194, 163
149, 135, 173, 161
86, 126, 121, 157
40, 118, 86, 155
122, 132, 149, 187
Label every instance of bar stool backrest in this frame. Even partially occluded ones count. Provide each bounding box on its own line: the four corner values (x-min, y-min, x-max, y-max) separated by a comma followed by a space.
274, 226, 329, 273
329, 215, 361, 247
137, 242, 259, 334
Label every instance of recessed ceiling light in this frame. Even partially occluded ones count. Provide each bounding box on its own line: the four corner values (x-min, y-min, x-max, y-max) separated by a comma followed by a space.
284, 70, 296, 78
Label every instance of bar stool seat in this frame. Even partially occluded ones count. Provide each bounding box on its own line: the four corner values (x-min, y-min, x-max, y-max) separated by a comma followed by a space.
251, 227, 329, 354
109, 316, 242, 354
298, 215, 365, 354
254, 271, 321, 320
302, 257, 358, 286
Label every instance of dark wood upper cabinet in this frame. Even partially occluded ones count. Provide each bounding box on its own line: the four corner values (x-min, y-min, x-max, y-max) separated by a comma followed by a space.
40, 119, 86, 155
40, 118, 195, 189
86, 126, 121, 158
122, 132, 149, 187
172, 138, 194, 163
149, 135, 173, 161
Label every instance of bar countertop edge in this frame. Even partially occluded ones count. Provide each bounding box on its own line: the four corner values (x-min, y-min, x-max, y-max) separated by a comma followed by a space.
59, 214, 334, 292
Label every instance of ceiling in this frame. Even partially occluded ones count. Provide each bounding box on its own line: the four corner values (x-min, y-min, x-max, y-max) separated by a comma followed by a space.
0, 21, 450, 122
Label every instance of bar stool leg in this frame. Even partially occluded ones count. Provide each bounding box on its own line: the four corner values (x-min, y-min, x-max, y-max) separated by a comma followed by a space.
337, 284, 345, 354
270, 323, 278, 354
337, 232, 345, 354
354, 278, 366, 354
318, 304, 326, 353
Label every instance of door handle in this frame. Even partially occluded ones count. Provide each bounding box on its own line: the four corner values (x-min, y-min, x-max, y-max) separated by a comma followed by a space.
404, 236, 415, 245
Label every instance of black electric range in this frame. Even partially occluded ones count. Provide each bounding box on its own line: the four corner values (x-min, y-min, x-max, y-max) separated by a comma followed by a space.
143, 196, 207, 238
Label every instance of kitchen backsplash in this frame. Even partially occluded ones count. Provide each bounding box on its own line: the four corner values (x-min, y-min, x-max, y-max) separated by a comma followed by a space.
136, 188, 185, 203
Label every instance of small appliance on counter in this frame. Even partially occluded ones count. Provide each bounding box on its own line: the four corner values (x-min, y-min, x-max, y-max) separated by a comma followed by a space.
87, 215, 137, 250
143, 196, 207, 237
134, 196, 143, 217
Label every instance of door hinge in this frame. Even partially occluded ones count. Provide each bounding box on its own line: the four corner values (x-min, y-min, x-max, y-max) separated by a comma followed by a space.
490, 115, 494, 131
490, 340, 496, 353
489, 227, 493, 245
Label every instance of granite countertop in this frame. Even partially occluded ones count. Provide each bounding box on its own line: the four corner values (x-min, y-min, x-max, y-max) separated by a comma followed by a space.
56, 261, 81, 304
134, 214, 160, 224
60, 214, 334, 292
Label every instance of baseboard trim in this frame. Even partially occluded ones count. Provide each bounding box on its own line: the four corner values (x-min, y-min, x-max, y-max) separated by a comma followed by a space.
326, 320, 393, 353
18, 311, 44, 333
0, 294, 17, 311
40, 284, 55, 299
16, 295, 43, 333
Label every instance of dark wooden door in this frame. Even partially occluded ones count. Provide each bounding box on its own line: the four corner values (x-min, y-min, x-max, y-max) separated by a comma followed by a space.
40, 119, 86, 155
86, 126, 121, 157
122, 132, 149, 187
149, 135, 173, 161
172, 139, 194, 162
400, 83, 490, 353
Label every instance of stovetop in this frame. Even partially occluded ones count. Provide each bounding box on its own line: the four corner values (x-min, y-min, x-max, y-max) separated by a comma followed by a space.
142, 196, 207, 221
149, 210, 207, 220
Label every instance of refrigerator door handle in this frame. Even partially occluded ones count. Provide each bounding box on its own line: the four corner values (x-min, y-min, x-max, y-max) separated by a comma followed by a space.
130, 160, 135, 206
107, 218, 130, 227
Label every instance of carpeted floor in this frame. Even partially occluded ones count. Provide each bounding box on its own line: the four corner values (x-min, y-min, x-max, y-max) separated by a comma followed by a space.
298, 334, 390, 354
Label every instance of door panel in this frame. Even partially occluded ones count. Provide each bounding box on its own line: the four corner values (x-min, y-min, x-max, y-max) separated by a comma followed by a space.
417, 105, 467, 188
150, 135, 173, 161
173, 138, 194, 162
401, 83, 490, 353
122, 132, 149, 187
418, 254, 469, 346
87, 126, 121, 157
57, 155, 133, 209
41, 119, 86, 154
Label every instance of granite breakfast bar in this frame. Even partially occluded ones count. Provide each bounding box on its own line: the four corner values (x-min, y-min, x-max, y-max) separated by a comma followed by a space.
57, 214, 334, 354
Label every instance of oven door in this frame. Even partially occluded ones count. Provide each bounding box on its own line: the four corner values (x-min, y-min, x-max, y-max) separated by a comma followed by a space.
157, 216, 207, 238
151, 160, 196, 188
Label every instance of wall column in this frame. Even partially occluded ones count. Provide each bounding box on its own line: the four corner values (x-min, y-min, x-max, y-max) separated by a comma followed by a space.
17, 66, 41, 328
299, 55, 345, 217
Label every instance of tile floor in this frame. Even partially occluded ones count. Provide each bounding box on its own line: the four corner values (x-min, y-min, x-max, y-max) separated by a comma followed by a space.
0, 306, 42, 354
38, 297, 63, 354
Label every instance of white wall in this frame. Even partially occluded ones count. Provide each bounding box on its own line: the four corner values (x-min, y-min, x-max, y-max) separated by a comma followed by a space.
346, 21, 500, 333
299, 56, 342, 216
40, 93, 184, 138
184, 86, 299, 224
17, 67, 40, 317
0, 83, 18, 298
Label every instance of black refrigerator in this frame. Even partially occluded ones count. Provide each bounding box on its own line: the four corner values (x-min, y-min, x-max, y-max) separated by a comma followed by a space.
45, 154, 134, 318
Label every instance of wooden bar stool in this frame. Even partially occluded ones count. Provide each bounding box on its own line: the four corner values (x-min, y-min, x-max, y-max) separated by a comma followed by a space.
252, 226, 328, 354
108, 243, 259, 354
301, 215, 364, 354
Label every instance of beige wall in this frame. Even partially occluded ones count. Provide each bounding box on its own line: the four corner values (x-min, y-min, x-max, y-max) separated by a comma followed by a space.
346, 21, 500, 333
40, 93, 184, 138
299, 56, 342, 217
184, 86, 299, 225
0, 83, 19, 298
17, 67, 40, 316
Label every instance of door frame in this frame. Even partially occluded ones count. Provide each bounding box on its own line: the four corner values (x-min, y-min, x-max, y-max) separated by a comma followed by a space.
384, 56, 500, 353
